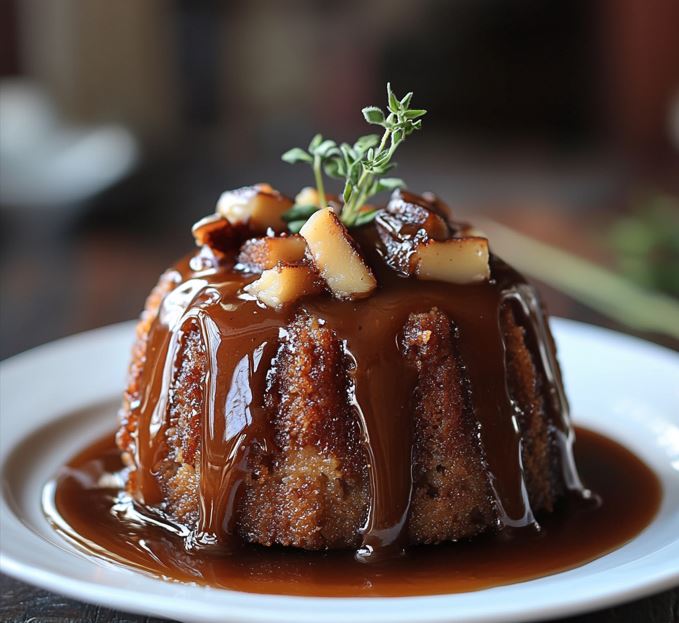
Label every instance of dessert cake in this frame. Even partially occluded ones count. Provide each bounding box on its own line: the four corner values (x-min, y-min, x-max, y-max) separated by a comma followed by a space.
116, 86, 584, 560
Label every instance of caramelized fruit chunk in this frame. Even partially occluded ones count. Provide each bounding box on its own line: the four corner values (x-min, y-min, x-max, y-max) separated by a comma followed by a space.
300, 208, 377, 299
421, 191, 456, 228
217, 183, 293, 233
377, 192, 491, 284
375, 210, 421, 276
376, 192, 451, 276
244, 263, 322, 309
191, 214, 241, 254
387, 191, 449, 240
412, 237, 490, 284
237, 235, 307, 272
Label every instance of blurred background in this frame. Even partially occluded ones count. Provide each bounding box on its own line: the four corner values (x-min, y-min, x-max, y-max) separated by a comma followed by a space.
1, 0, 678, 358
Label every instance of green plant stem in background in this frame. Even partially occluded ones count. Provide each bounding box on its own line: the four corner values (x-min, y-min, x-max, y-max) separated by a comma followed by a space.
607, 193, 679, 297
481, 218, 679, 340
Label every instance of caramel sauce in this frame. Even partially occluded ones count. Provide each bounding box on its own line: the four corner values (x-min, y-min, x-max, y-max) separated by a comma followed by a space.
42, 204, 662, 593
119, 222, 588, 560
43, 427, 660, 597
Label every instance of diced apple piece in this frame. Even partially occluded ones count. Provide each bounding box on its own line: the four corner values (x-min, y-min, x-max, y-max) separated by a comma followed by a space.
191, 214, 240, 253
244, 263, 321, 309
295, 186, 321, 207
237, 235, 307, 272
458, 223, 487, 238
216, 183, 293, 233
294, 186, 342, 212
412, 237, 490, 284
300, 208, 377, 299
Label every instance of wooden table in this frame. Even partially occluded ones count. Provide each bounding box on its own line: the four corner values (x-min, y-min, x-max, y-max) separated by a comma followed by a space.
1, 190, 677, 622
1, 573, 677, 623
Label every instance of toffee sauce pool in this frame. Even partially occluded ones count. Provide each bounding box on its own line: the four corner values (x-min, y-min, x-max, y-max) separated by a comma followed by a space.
43, 427, 660, 597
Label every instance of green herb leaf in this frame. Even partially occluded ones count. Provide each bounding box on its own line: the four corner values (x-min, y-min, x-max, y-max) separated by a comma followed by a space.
323, 158, 344, 179
404, 108, 427, 120
308, 134, 323, 151
343, 181, 353, 204
316, 139, 339, 157
373, 177, 404, 193
387, 83, 400, 113
362, 106, 385, 125
348, 160, 361, 185
287, 219, 307, 234
400, 92, 413, 109
282, 204, 319, 223
340, 143, 356, 162
282, 148, 313, 164
354, 209, 380, 226
354, 134, 380, 152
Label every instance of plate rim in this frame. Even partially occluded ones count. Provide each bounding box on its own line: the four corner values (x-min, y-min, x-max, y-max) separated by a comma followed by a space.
1, 318, 678, 623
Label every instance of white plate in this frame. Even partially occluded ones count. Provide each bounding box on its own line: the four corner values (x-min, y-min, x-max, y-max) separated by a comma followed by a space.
1, 319, 678, 623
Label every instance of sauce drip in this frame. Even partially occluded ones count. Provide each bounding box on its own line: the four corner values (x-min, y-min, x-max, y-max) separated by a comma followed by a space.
43, 427, 661, 597
124, 224, 586, 559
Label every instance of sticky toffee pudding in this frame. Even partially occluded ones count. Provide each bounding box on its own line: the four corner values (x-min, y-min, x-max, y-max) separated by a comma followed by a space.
43, 85, 661, 595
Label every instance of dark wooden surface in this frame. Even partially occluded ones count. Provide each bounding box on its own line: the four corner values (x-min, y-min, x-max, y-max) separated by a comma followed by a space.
1, 574, 677, 623
1, 186, 677, 622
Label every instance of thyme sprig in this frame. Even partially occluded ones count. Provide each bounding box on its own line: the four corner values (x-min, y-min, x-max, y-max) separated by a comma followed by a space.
281, 83, 426, 230
281, 133, 339, 211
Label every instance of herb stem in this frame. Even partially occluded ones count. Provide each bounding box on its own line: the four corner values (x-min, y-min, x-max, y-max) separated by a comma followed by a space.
377, 125, 391, 153
344, 171, 370, 225
313, 154, 327, 209
343, 126, 391, 224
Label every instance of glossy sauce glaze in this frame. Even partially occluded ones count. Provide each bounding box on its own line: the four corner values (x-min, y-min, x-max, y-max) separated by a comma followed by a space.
43, 427, 660, 596
116, 222, 587, 560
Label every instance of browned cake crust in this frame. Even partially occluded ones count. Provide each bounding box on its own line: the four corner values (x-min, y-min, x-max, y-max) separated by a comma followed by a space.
118, 273, 564, 549
239, 314, 368, 548
403, 309, 496, 543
